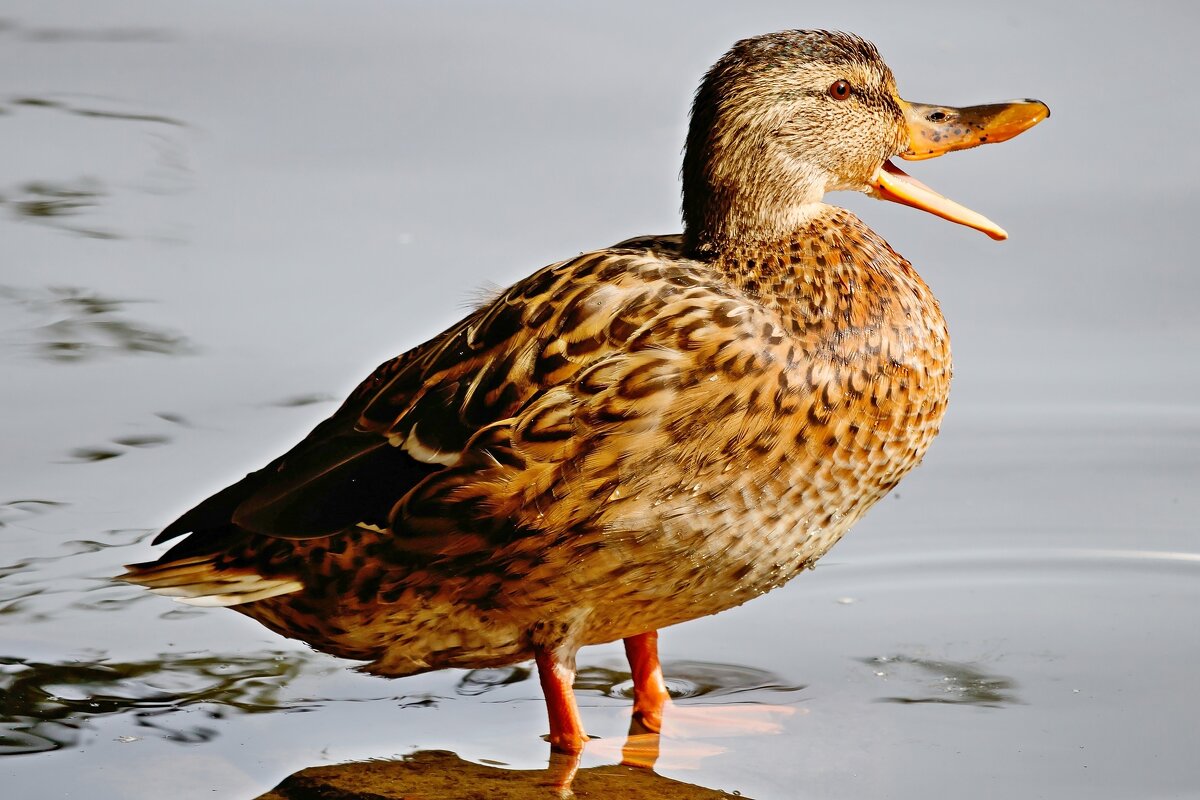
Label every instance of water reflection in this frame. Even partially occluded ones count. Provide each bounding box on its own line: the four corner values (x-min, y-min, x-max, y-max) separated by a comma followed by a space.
256, 748, 751, 800
0, 286, 193, 362
0, 650, 315, 755
861, 655, 1019, 707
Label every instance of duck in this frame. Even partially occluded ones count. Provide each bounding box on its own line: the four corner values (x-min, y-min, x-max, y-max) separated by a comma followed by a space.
121, 30, 1047, 756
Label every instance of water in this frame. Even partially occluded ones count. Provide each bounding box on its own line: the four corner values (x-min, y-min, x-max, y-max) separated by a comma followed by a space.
1, 1, 1198, 798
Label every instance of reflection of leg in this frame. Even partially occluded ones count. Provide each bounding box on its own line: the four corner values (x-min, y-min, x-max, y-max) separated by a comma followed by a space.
619, 729, 663, 770
545, 749, 582, 798
534, 646, 589, 754
623, 630, 670, 733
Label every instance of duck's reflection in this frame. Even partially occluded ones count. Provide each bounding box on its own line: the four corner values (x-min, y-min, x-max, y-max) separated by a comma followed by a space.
258, 748, 744, 799
258, 697, 794, 799
259, 737, 753, 800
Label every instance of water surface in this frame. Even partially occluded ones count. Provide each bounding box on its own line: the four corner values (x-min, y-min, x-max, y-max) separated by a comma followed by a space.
1, 2, 1197, 798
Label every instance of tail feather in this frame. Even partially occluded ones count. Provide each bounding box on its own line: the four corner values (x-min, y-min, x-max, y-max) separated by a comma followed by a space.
119, 558, 302, 608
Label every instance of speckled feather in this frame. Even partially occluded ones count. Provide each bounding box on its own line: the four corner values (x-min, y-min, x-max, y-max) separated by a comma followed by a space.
126, 207, 949, 676
123, 30, 956, 681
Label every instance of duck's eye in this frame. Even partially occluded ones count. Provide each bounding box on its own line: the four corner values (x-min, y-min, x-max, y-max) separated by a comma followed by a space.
828, 80, 852, 101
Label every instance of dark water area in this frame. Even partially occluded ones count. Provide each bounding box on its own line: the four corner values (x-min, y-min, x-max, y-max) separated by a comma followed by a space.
1, 1, 1198, 798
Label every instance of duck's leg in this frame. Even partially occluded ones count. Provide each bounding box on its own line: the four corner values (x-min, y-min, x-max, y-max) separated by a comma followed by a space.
533, 646, 589, 754
624, 630, 670, 733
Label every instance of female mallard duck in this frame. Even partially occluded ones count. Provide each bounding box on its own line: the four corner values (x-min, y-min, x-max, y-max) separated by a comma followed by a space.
123, 30, 1047, 754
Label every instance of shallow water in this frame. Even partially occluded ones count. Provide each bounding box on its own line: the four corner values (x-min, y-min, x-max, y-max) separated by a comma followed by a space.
1, 2, 1198, 798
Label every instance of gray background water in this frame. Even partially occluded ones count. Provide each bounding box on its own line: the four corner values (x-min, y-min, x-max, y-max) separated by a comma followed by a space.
1, 1, 1197, 798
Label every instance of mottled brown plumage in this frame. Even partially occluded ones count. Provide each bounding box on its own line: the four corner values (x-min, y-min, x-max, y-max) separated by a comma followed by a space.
121, 30, 1046, 754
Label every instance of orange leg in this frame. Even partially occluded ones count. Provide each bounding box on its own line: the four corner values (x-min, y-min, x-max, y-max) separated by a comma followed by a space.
623, 630, 670, 733
534, 647, 589, 754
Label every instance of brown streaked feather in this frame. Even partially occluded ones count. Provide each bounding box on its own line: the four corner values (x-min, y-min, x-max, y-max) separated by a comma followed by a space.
219, 239, 729, 542
113, 30, 1025, 692
118, 555, 303, 607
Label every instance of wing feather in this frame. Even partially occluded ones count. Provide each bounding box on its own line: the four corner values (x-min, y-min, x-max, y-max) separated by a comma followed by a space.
157, 236, 785, 551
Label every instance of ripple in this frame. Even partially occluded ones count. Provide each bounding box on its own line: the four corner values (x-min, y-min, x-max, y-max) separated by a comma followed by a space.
0, 500, 66, 529
860, 655, 1020, 707
576, 660, 803, 702
7, 96, 185, 127
0, 286, 194, 363
839, 547, 1200, 587
66, 435, 173, 463
0, 19, 174, 44
8, 178, 102, 218
67, 447, 123, 463
456, 659, 804, 705
1, 177, 120, 239
0, 650, 317, 756
267, 393, 338, 408
110, 435, 170, 449
456, 666, 531, 697
0, 528, 151, 599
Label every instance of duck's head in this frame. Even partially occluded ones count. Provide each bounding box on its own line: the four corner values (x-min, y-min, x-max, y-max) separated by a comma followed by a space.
682, 30, 1048, 253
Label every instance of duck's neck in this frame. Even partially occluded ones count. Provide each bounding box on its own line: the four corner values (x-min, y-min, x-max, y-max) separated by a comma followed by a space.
696, 202, 862, 265
705, 204, 926, 327
681, 121, 834, 257
684, 200, 832, 257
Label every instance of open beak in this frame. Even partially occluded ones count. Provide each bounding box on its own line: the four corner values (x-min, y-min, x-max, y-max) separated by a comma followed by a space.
868, 98, 1049, 240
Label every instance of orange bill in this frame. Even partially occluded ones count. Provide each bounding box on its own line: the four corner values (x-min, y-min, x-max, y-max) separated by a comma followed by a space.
900, 99, 1050, 161
868, 98, 1049, 240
